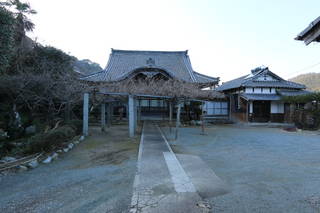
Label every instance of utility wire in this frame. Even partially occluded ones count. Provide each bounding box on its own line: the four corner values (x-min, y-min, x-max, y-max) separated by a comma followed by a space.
290, 61, 320, 76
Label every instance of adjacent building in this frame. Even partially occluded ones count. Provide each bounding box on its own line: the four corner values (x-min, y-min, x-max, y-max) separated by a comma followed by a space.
217, 66, 308, 123
295, 16, 320, 45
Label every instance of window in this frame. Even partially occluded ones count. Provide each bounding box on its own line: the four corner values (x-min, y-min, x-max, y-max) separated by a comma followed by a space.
141, 100, 149, 107
252, 88, 255, 93
204, 101, 228, 115
269, 88, 272, 93
150, 100, 158, 107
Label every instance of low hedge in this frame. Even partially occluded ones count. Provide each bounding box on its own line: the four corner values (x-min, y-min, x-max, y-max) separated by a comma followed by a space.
293, 109, 320, 130
24, 125, 76, 154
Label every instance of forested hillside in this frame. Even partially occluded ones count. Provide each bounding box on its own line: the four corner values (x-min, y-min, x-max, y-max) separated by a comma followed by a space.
289, 72, 320, 91
74, 59, 103, 76
0, 1, 92, 156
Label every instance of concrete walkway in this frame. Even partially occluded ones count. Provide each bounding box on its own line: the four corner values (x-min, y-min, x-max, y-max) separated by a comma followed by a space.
130, 122, 228, 213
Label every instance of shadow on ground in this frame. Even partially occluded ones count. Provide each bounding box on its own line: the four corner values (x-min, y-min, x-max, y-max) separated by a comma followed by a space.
162, 124, 320, 213
0, 124, 139, 213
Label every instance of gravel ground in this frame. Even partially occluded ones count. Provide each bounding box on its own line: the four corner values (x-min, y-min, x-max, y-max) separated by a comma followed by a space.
0, 125, 139, 213
162, 124, 320, 213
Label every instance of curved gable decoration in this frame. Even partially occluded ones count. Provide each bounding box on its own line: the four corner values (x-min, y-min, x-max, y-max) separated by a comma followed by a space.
122, 67, 173, 81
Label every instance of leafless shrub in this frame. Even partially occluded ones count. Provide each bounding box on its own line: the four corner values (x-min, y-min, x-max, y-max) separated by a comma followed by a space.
0, 71, 90, 117
96, 78, 224, 101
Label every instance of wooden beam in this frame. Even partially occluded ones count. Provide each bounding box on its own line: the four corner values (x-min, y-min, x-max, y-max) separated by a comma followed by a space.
83, 93, 89, 136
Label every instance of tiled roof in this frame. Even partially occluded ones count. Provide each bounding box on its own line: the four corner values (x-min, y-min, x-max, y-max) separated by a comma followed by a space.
193, 71, 220, 84
81, 49, 219, 84
277, 90, 312, 96
240, 90, 312, 101
240, 94, 281, 101
217, 67, 306, 91
295, 16, 320, 45
216, 75, 248, 91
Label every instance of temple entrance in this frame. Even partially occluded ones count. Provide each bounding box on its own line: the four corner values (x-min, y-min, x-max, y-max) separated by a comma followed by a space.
252, 101, 271, 122
139, 98, 169, 120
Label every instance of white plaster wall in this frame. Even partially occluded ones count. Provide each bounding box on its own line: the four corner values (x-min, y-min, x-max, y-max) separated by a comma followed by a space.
245, 87, 253, 93
245, 87, 276, 94
262, 88, 270, 93
271, 101, 284, 113
256, 88, 263, 93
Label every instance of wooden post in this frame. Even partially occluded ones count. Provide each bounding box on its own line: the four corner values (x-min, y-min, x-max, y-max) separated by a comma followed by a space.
129, 95, 135, 137
134, 99, 138, 131
246, 100, 250, 122
201, 102, 205, 134
110, 103, 114, 124
83, 93, 89, 136
107, 103, 111, 128
249, 101, 253, 122
175, 103, 181, 140
138, 100, 142, 124
169, 101, 173, 133
101, 103, 106, 132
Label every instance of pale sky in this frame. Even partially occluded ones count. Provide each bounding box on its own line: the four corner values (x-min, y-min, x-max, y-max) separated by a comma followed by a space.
27, 0, 320, 82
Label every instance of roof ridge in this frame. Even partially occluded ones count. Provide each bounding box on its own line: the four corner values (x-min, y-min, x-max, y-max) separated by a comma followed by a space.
193, 71, 219, 80
111, 49, 188, 55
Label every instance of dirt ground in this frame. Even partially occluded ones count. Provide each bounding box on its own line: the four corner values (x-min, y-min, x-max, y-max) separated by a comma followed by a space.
0, 125, 139, 213
162, 124, 320, 213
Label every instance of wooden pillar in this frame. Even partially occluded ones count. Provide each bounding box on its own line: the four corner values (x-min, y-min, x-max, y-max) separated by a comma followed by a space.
129, 95, 135, 137
110, 103, 114, 123
250, 101, 253, 122
246, 100, 252, 122
101, 103, 106, 132
83, 93, 89, 136
175, 103, 181, 140
138, 100, 142, 124
107, 103, 112, 128
201, 102, 205, 134
134, 99, 138, 131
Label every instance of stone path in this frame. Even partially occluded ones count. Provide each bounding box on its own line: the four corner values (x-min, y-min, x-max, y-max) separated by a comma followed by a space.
130, 122, 228, 213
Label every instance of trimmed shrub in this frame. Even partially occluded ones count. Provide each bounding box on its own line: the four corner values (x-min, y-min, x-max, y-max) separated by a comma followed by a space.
293, 109, 320, 130
24, 125, 76, 154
